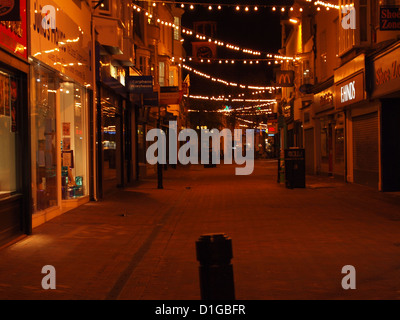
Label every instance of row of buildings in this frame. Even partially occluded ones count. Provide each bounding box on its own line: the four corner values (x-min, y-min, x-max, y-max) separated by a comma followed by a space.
0, 0, 187, 246
277, 0, 400, 191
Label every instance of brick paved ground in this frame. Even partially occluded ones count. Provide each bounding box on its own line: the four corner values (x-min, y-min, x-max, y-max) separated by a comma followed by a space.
1, 160, 400, 300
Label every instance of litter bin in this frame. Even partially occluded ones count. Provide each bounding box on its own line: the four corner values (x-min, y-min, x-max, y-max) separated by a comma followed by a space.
284, 148, 305, 188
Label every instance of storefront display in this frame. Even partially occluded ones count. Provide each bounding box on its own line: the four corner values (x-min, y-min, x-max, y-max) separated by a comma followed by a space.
0, 69, 17, 197
29, 0, 92, 224
31, 65, 58, 212
60, 82, 88, 200
31, 62, 90, 215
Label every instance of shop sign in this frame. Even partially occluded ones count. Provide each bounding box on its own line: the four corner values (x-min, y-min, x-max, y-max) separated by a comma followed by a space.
314, 87, 334, 113
0, 0, 27, 59
30, 0, 93, 87
371, 44, 400, 98
192, 42, 217, 60
128, 76, 153, 93
0, 0, 20, 21
276, 70, 294, 87
143, 92, 159, 106
160, 91, 181, 105
380, 6, 400, 31
335, 72, 365, 109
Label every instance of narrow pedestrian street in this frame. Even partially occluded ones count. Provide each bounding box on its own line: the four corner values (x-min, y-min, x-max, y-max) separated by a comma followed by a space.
1, 160, 400, 300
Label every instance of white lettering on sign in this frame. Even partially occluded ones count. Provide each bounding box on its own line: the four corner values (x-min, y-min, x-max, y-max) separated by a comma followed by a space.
340, 81, 356, 103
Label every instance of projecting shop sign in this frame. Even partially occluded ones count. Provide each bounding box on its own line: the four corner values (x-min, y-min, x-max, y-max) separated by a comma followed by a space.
276, 70, 294, 87
128, 76, 154, 93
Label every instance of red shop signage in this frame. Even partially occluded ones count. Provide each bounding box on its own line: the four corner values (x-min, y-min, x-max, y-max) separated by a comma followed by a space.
0, 1, 27, 59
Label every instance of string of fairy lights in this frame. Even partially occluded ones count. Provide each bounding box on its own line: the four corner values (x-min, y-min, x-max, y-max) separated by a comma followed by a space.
182, 64, 280, 91
132, 1, 343, 61
129, 1, 343, 117
146, 1, 342, 12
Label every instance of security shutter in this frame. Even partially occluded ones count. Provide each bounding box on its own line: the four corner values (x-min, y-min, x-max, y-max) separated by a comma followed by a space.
352, 112, 379, 188
304, 128, 314, 174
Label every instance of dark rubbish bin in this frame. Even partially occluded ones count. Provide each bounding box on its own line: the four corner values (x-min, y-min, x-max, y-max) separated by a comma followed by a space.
196, 234, 235, 300
284, 148, 306, 189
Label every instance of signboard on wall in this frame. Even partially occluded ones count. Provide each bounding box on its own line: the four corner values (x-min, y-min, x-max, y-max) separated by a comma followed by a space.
0, 0, 27, 59
371, 44, 400, 98
380, 6, 400, 30
30, 0, 93, 86
314, 87, 334, 114
335, 72, 365, 109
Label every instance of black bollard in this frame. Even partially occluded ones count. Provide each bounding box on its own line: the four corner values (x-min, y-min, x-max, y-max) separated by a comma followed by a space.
196, 234, 235, 300
157, 162, 163, 189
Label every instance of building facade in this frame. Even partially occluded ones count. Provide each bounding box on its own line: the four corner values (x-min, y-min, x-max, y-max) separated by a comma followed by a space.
278, 0, 400, 191
0, 0, 31, 246
0, 0, 185, 246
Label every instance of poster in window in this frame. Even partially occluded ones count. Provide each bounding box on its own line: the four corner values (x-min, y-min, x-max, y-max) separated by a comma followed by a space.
62, 150, 74, 168
0, 74, 4, 115
4, 76, 10, 116
62, 122, 70, 136
10, 79, 17, 132
63, 137, 71, 151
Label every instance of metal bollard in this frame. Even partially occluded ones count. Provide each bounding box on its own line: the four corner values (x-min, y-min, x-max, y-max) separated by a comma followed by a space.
196, 234, 235, 300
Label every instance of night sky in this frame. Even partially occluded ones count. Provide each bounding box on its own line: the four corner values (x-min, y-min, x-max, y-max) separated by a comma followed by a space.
180, 0, 293, 104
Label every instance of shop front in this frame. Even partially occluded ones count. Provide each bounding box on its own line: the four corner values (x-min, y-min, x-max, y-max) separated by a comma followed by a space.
0, 0, 30, 246
29, 0, 93, 226
334, 54, 378, 188
369, 40, 400, 191
314, 82, 345, 178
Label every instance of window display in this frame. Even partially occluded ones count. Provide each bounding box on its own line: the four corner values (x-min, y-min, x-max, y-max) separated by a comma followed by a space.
31, 65, 58, 211
0, 70, 17, 198
60, 82, 88, 200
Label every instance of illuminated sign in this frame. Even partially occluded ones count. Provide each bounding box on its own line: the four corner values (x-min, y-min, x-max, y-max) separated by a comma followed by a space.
30, 0, 93, 87
314, 87, 334, 113
335, 72, 365, 108
340, 81, 356, 103
276, 70, 294, 87
0, 0, 26, 58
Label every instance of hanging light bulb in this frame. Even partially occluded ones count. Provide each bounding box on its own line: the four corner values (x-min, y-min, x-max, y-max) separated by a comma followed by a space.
254, 6, 258, 11
208, 5, 212, 10
218, 5, 222, 10
236, 6, 240, 11
245, 7, 249, 12
272, 7, 276, 11
190, 4, 194, 10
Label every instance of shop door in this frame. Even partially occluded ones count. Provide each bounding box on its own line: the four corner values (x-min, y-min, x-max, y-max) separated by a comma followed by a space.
304, 128, 314, 174
353, 112, 379, 188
